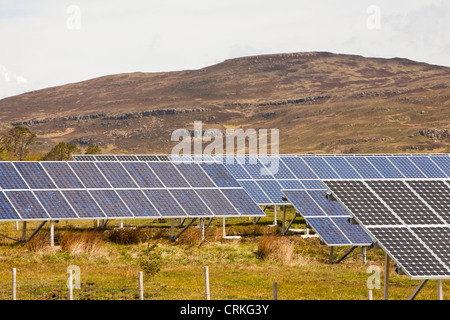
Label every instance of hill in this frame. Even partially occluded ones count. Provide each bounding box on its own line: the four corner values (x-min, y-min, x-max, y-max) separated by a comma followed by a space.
0, 51, 449, 154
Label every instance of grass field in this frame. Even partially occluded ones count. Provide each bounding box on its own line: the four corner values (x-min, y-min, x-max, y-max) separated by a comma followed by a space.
0, 208, 447, 300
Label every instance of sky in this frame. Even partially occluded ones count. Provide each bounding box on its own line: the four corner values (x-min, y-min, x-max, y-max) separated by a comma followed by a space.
0, 0, 449, 99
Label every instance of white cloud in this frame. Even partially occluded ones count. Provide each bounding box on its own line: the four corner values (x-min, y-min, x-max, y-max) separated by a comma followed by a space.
0, 64, 33, 98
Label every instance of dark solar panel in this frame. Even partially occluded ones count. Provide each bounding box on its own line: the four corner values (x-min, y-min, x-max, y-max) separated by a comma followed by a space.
68, 162, 111, 188
5, 191, 49, 220
116, 190, 161, 217
0, 163, 28, 189
41, 162, 84, 188
14, 162, 57, 189
194, 189, 240, 216
62, 190, 106, 218
34, 190, 78, 219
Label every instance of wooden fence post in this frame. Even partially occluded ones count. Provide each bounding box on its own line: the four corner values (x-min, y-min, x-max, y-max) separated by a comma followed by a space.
139, 272, 144, 300
273, 282, 278, 300
204, 266, 210, 300
12, 268, 16, 300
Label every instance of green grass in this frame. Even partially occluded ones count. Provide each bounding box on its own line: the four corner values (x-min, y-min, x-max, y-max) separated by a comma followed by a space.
0, 211, 447, 300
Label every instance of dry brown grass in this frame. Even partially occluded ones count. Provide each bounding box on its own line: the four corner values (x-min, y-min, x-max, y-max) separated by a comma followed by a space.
176, 227, 202, 245
105, 228, 146, 245
256, 235, 307, 266
25, 232, 51, 253
60, 229, 104, 256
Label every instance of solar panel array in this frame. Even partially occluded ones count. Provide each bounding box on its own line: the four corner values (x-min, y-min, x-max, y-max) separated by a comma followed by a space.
323, 179, 450, 279
0, 161, 264, 221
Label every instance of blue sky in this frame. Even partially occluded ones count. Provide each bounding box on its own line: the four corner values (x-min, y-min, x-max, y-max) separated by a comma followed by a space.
0, 0, 449, 98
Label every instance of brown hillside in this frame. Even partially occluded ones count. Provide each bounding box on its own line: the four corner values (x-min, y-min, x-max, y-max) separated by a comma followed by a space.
0, 51, 449, 154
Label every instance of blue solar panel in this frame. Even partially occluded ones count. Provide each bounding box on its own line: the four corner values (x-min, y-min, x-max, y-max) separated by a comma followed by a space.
0, 163, 27, 189
301, 157, 340, 179
280, 157, 317, 179
116, 190, 160, 217
366, 157, 404, 178
408, 156, 447, 178
278, 180, 305, 189
14, 162, 57, 189
323, 157, 361, 179
170, 189, 212, 216
41, 162, 84, 188
388, 156, 426, 178
282, 190, 325, 217
0, 191, 20, 220
239, 180, 271, 204
174, 163, 216, 188
199, 163, 241, 187
221, 189, 265, 216
34, 191, 78, 219
307, 190, 349, 216
5, 191, 49, 220
90, 190, 134, 218
147, 162, 190, 188
143, 190, 187, 217
236, 157, 273, 179
331, 217, 373, 244
300, 180, 327, 190
259, 156, 295, 179
256, 180, 286, 204
122, 162, 163, 188
96, 162, 138, 188
430, 156, 450, 174
62, 190, 106, 218
306, 217, 351, 245
194, 189, 239, 216
221, 158, 252, 179
68, 162, 112, 188
345, 157, 383, 179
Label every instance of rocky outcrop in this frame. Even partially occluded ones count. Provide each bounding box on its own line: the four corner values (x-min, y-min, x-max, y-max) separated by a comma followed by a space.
419, 128, 450, 139
11, 108, 208, 126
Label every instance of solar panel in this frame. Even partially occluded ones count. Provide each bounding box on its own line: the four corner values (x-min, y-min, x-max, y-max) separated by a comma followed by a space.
255, 180, 286, 204
68, 162, 112, 188
345, 157, 382, 179
221, 189, 265, 216
142, 189, 187, 218
0, 163, 28, 189
14, 162, 57, 189
239, 180, 271, 204
95, 155, 118, 161
282, 190, 326, 217
62, 190, 107, 219
278, 180, 305, 190
306, 217, 351, 246
137, 155, 159, 161
301, 157, 339, 179
236, 157, 273, 179
173, 163, 216, 188
41, 162, 84, 188
5, 191, 49, 220
408, 156, 447, 178
194, 189, 240, 216
121, 162, 164, 188
323, 157, 361, 179
95, 162, 138, 188
169, 189, 212, 217
279, 157, 318, 179
388, 156, 425, 178
34, 190, 78, 219
115, 155, 139, 161
200, 163, 241, 188
116, 190, 161, 217
0, 191, 21, 220
147, 162, 190, 188
366, 157, 404, 178
323, 179, 450, 278
89, 190, 134, 218
221, 158, 252, 179
259, 156, 295, 179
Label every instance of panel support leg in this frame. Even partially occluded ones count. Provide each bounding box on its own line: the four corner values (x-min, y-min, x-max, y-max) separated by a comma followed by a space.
119, 219, 124, 228
329, 247, 334, 264
408, 279, 428, 300
334, 246, 358, 264
384, 254, 390, 300
282, 212, 299, 236
362, 246, 367, 265
179, 218, 186, 228
201, 218, 206, 241
170, 218, 197, 242
282, 205, 286, 235
170, 219, 175, 239
50, 221, 55, 247
273, 205, 277, 226
222, 217, 226, 238
21, 221, 27, 242
437, 280, 443, 300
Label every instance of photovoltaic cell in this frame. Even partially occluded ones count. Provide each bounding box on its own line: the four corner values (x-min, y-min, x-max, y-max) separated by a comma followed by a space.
89, 190, 133, 218
68, 162, 111, 188
194, 189, 239, 216
5, 191, 49, 220
95, 162, 138, 188
221, 159, 252, 179
169, 189, 212, 216
236, 157, 273, 179
429, 156, 450, 174
255, 180, 286, 204
306, 217, 351, 245
408, 156, 447, 178
307, 190, 349, 216
324, 157, 361, 179
239, 180, 271, 204
147, 162, 190, 188
34, 190, 78, 219
137, 155, 159, 161
200, 163, 241, 187
331, 217, 373, 244
388, 156, 425, 178
115, 155, 139, 161
173, 163, 216, 188
0, 163, 28, 189
366, 157, 404, 178
345, 157, 382, 179
300, 180, 326, 190
14, 162, 56, 189
279, 157, 317, 179
0, 191, 20, 220
41, 162, 84, 188
116, 190, 160, 217
411, 227, 450, 270
301, 157, 339, 179
278, 180, 304, 190
143, 189, 187, 217
221, 189, 265, 216
121, 162, 163, 188
259, 156, 295, 179
62, 190, 106, 218
282, 190, 326, 217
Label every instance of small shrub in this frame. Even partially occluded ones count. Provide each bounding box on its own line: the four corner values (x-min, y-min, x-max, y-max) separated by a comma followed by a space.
139, 234, 161, 276
256, 235, 306, 266
26, 232, 50, 253
60, 229, 104, 256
